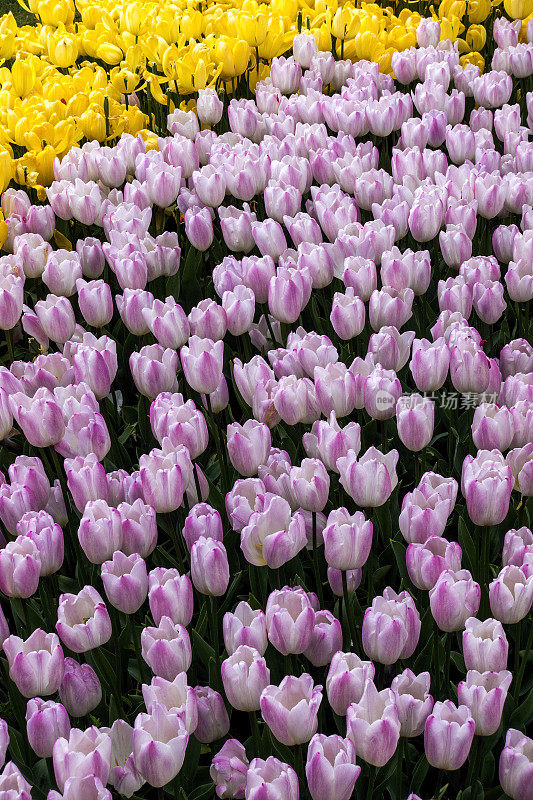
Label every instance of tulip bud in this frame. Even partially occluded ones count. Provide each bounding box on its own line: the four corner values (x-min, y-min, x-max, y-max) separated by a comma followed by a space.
59, 658, 102, 717
194, 686, 230, 743
190, 537, 230, 596
458, 669, 512, 736
222, 645, 270, 712
306, 734, 360, 800
261, 673, 322, 746
133, 703, 189, 787
227, 420, 271, 477
499, 728, 533, 800
391, 670, 433, 737
210, 739, 249, 800
26, 698, 70, 759
424, 700, 475, 770
346, 680, 400, 767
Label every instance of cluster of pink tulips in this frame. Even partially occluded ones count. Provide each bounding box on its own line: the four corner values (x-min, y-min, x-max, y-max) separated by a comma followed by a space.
0, 15, 530, 800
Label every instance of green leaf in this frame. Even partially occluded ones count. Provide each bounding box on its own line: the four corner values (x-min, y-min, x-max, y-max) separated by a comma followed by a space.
458, 516, 477, 574
189, 785, 215, 800
410, 751, 429, 793
191, 628, 216, 666
509, 685, 533, 728
180, 246, 203, 308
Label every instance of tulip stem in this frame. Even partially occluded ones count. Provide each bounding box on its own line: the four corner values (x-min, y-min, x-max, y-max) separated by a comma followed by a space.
209, 595, 221, 684
311, 512, 324, 607
192, 463, 203, 504
4, 327, 13, 363
396, 737, 404, 800
342, 570, 357, 651
249, 711, 261, 755
466, 735, 479, 787
49, 447, 71, 516
514, 617, 533, 700
480, 527, 489, 618
366, 766, 376, 800
444, 634, 451, 697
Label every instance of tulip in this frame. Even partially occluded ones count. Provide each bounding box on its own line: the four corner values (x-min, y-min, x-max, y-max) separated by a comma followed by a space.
303, 413, 361, 474
65, 454, 109, 512
289, 458, 330, 512
197, 88, 224, 126
241, 495, 307, 570
362, 588, 421, 665
304, 609, 342, 668
260, 673, 322, 746
322, 508, 372, 571
104, 718, 145, 797
338, 446, 398, 507
391, 670, 433, 737
190, 537, 230, 596
185, 206, 214, 251
245, 756, 299, 800
499, 728, 533, 800
130, 345, 179, 399
223, 601, 268, 656
489, 565, 533, 623
56, 586, 112, 653
306, 734, 360, 800
0, 536, 41, 597
180, 336, 224, 395
326, 652, 375, 717
133, 703, 189, 787
148, 568, 193, 628
222, 645, 270, 712
227, 420, 271, 477
10, 388, 65, 448
101, 551, 148, 615
424, 701, 475, 770
142, 673, 197, 734
396, 394, 435, 452
406, 536, 462, 590
266, 587, 316, 655
458, 670, 512, 736
194, 686, 230, 743
3, 629, 64, 697
59, 658, 102, 718
35, 295, 76, 343
26, 698, 70, 759
472, 403, 514, 452
141, 617, 192, 680
119, 499, 158, 558
430, 570, 481, 632
346, 680, 400, 767
53, 726, 112, 793
0, 762, 32, 799
77, 500, 122, 565
139, 442, 192, 514
410, 337, 450, 392
314, 362, 357, 419
210, 739, 249, 799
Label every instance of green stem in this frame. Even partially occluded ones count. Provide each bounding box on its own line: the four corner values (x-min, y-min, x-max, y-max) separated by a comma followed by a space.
366, 766, 377, 800
49, 447, 71, 515
444, 634, 451, 697
342, 571, 357, 650
249, 711, 261, 755
396, 737, 404, 800
5, 328, 13, 363
311, 512, 324, 607
514, 617, 533, 700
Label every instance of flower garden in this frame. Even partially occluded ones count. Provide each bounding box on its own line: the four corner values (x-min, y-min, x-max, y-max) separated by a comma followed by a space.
0, 0, 531, 797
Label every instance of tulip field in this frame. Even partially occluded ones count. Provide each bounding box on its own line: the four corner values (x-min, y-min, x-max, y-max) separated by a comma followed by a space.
0, 0, 532, 799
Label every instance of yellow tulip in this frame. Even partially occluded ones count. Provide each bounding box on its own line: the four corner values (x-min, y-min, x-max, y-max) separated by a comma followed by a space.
468, 0, 492, 21
0, 212, 8, 250
11, 58, 36, 98
504, 0, 533, 17
0, 32, 16, 61
466, 23, 487, 49
181, 10, 203, 40
331, 6, 359, 39
460, 50, 485, 71
79, 106, 107, 140
47, 32, 79, 68
236, 13, 268, 46
214, 38, 250, 79
0, 148, 13, 193
119, 3, 150, 36
110, 68, 141, 94
95, 42, 123, 64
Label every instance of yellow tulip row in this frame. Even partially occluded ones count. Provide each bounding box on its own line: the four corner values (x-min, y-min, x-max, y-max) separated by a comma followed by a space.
0, 0, 531, 193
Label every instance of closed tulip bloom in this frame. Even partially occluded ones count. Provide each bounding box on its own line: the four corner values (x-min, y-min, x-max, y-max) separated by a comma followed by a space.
223, 602, 268, 656
241, 495, 307, 570
222, 645, 270, 712
464, 461, 513, 528
424, 701, 475, 770
53, 725, 112, 793
430, 570, 481, 632
314, 362, 357, 419
143, 298, 189, 350
10, 388, 65, 447
289, 458, 330, 513
148, 568, 193, 628
458, 670, 512, 737
363, 365, 402, 422
197, 88, 224, 125
59, 657, 101, 718
306, 734, 360, 800
326, 652, 375, 716
473, 280, 507, 325
65, 454, 109, 513
56, 585, 112, 653
180, 336, 224, 395
406, 536, 462, 590
3, 629, 64, 697
151, 394, 208, 459
194, 686, 230, 744
391, 670, 433, 738
266, 587, 316, 656
346, 680, 400, 767
130, 345, 178, 399
191, 537, 229, 597
182, 503, 222, 551
489, 565, 533, 623
211, 739, 249, 799
133, 703, 189, 788
410, 337, 450, 392
450, 341, 491, 395
78, 500, 122, 565
338, 446, 398, 508
369, 287, 414, 331
396, 394, 435, 452
323, 508, 372, 571
330, 289, 365, 341
303, 413, 361, 474
75, 279, 113, 328
101, 718, 145, 797
245, 756, 299, 800
35, 295, 76, 343
472, 403, 514, 452
0, 718, 7, 769
119, 499, 158, 558
189, 298, 227, 342
139, 442, 192, 514
101, 551, 148, 615
499, 728, 533, 800
362, 588, 421, 665
304, 610, 343, 668
223, 286, 255, 336
367, 326, 415, 373
185, 206, 214, 251
142, 673, 198, 734
260, 673, 322, 746
141, 617, 192, 680
26, 698, 70, 759
463, 617, 508, 672
227, 420, 271, 477
0, 536, 41, 598
0, 274, 23, 331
